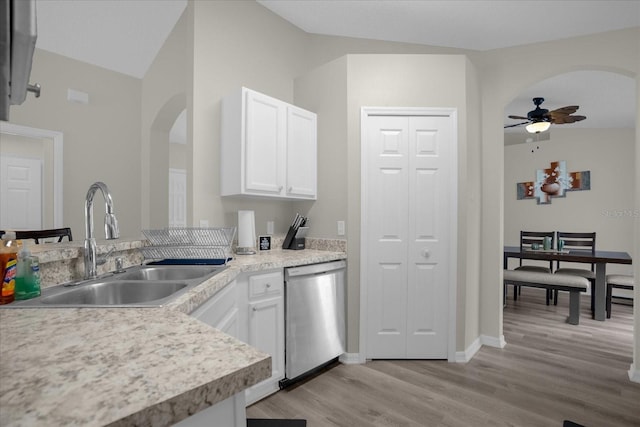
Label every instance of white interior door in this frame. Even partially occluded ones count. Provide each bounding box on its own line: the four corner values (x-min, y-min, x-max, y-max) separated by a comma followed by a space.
0, 155, 43, 230
168, 168, 187, 227
363, 110, 456, 360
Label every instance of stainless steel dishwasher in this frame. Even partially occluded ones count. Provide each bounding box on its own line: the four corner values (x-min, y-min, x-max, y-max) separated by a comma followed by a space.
280, 260, 346, 387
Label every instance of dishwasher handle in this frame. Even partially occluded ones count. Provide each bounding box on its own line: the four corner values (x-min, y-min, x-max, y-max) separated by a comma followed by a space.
285, 260, 346, 278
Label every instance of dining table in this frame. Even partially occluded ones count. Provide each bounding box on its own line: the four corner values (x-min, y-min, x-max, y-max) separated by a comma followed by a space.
504, 246, 632, 321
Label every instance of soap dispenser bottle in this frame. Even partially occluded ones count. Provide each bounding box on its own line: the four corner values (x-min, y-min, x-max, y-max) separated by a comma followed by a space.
15, 243, 41, 300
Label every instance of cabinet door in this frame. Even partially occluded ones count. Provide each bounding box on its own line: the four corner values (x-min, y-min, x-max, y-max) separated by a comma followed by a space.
190, 280, 240, 339
245, 90, 286, 196
286, 105, 317, 199
246, 296, 284, 405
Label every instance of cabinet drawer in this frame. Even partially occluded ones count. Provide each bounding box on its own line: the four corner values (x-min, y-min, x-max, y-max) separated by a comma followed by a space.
248, 271, 283, 300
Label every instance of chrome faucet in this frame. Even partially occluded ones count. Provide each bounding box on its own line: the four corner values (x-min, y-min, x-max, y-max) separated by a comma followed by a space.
84, 182, 119, 279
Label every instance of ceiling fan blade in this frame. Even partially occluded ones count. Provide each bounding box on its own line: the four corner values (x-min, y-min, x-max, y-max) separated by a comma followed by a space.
549, 105, 579, 116
508, 115, 529, 120
551, 115, 586, 124
504, 122, 528, 128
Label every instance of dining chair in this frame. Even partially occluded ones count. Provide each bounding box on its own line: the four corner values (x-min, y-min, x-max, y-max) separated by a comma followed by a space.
553, 232, 596, 308
4, 228, 74, 244
605, 274, 635, 318
510, 231, 555, 303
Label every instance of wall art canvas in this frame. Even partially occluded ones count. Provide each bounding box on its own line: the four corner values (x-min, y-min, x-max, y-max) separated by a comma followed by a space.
517, 160, 590, 204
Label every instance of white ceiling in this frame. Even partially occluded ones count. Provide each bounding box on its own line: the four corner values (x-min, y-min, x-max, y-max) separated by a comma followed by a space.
35, 0, 187, 79
258, 0, 640, 51
34, 0, 638, 130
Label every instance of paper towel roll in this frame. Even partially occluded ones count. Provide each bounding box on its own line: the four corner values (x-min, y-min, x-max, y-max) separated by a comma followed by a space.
237, 210, 256, 253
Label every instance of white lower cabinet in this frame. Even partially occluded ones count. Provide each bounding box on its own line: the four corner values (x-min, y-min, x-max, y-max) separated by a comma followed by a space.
189, 269, 285, 411
173, 393, 246, 427
241, 269, 285, 405
190, 279, 241, 340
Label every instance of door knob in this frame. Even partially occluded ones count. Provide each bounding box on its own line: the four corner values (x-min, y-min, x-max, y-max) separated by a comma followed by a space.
421, 249, 430, 258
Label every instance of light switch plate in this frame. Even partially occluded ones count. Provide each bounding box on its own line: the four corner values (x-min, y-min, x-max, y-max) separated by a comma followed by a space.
267, 221, 274, 235
337, 220, 345, 236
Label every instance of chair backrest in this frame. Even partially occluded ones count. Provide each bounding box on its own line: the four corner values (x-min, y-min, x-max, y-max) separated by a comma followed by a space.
519, 231, 554, 269
556, 231, 596, 271
12, 228, 73, 244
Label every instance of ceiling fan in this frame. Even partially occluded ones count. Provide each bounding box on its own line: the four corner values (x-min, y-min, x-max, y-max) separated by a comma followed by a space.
505, 97, 586, 133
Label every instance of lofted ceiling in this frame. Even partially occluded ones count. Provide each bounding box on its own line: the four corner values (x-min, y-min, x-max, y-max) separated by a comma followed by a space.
34, 0, 638, 131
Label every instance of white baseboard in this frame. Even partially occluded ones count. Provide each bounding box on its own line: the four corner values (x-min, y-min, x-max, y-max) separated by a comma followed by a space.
339, 352, 362, 364
342, 337, 506, 366
455, 337, 481, 363
480, 334, 507, 349
629, 364, 640, 383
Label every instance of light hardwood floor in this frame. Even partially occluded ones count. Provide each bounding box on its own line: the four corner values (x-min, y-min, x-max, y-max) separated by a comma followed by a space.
247, 288, 639, 427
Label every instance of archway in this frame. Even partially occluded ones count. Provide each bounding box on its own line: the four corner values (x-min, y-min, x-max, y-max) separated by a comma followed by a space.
499, 68, 638, 379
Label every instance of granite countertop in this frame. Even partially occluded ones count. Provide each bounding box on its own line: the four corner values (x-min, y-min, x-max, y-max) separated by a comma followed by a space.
0, 245, 347, 426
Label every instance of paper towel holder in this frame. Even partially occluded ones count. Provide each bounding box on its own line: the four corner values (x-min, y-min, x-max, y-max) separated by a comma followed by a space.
236, 210, 256, 255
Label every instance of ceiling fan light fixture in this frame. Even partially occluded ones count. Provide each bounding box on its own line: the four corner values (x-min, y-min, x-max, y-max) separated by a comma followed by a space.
526, 121, 551, 134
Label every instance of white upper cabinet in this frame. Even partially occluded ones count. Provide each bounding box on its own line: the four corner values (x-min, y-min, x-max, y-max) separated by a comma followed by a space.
221, 87, 317, 200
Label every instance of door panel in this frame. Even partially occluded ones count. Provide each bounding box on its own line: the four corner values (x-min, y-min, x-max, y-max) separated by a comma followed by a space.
0, 155, 42, 230
168, 168, 187, 227
407, 116, 451, 357
367, 262, 407, 358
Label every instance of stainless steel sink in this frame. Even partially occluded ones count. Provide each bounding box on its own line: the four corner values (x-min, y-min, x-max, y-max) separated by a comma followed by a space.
40, 280, 188, 305
116, 265, 220, 281
5, 264, 227, 308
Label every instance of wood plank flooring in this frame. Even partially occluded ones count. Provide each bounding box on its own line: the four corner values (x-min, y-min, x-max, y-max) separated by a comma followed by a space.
247, 288, 639, 427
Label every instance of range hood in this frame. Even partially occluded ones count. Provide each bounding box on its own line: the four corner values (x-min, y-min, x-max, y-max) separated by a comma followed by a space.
1, 0, 39, 122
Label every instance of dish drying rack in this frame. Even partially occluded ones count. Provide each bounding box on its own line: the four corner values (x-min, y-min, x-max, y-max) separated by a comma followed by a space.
141, 227, 236, 263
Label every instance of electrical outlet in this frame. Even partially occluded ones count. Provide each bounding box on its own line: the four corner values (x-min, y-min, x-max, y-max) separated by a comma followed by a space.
199, 219, 209, 227
337, 220, 345, 236
267, 221, 274, 235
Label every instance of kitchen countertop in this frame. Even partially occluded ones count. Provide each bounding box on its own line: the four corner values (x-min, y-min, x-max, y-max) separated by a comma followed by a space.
0, 247, 346, 426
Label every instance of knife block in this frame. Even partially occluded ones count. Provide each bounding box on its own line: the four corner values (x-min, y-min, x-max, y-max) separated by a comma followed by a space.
283, 227, 308, 250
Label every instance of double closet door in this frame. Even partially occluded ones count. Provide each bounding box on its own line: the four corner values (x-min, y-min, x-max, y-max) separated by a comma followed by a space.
363, 111, 456, 359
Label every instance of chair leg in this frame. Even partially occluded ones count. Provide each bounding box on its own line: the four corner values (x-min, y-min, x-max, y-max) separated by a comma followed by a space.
514, 285, 518, 301
606, 283, 613, 319
553, 289, 558, 305
546, 289, 551, 305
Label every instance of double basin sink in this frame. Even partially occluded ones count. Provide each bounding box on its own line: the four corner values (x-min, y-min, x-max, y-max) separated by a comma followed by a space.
6, 264, 227, 308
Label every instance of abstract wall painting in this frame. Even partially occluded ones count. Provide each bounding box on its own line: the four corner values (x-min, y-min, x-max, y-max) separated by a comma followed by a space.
517, 160, 590, 204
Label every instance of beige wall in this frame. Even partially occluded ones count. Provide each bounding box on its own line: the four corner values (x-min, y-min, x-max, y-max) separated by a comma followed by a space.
634, 67, 640, 381
8, 49, 142, 239
504, 128, 636, 271
462, 57, 483, 351
141, 10, 189, 230
189, 1, 463, 237
293, 57, 349, 239
190, 0, 309, 235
